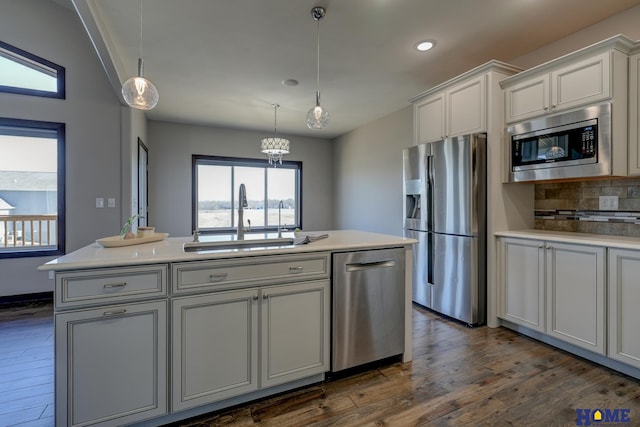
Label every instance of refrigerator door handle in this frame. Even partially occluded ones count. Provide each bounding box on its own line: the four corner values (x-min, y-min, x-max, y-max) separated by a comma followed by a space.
427, 231, 434, 285
426, 154, 434, 231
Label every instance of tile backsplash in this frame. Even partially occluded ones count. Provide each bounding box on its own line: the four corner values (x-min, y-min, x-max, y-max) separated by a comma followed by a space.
534, 178, 640, 237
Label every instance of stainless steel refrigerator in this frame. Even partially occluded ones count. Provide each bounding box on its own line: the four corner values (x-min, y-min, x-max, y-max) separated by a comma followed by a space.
402, 134, 486, 325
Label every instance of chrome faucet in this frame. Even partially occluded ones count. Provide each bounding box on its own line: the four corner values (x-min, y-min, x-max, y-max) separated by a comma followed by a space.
237, 184, 248, 240
277, 200, 284, 238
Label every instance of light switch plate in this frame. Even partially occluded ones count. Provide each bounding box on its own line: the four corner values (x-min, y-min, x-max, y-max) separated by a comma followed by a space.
96, 198, 104, 208
599, 195, 618, 210
107, 198, 116, 208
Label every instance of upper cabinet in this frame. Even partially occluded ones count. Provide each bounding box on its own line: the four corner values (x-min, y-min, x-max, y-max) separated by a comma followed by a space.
501, 35, 634, 124
504, 52, 611, 123
411, 61, 521, 144
628, 45, 640, 175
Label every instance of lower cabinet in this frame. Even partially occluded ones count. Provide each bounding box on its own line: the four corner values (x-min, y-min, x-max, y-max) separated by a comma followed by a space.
498, 237, 605, 354
171, 279, 330, 411
55, 300, 168, 427
498, 238, 545, 332
608, 249, 640, 369
545, 242, 605, 354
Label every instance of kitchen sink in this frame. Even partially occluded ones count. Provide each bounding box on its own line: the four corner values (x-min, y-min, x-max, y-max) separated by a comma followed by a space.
183, 237, 295, 252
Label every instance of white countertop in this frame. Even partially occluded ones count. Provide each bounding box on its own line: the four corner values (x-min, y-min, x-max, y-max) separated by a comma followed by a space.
39, 230, 416, 271
495, 229, 640, 250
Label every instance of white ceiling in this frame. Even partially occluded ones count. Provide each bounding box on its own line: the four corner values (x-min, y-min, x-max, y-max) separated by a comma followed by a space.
68, 0, 640, 139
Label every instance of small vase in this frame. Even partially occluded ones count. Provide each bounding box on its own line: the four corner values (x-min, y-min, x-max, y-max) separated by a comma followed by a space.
123, 231, 136, 240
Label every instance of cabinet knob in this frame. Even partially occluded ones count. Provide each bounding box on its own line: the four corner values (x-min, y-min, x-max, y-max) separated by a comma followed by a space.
263, 294, 269, 300
252, 295, 259, 300
538, 244, 544, 249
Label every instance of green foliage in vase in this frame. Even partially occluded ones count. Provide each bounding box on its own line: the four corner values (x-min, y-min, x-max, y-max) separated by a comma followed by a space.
120, 214, 143, 236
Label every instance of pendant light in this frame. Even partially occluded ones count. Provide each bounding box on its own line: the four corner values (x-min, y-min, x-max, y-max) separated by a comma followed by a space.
121, 0, 159, 110
261, 104, 290, 166
306, 6, 329, 130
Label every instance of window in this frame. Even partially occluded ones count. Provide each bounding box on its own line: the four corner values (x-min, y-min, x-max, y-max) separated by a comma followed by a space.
193, 156, 301, 234
0, 118, 65, 258
0, 40, 65, 99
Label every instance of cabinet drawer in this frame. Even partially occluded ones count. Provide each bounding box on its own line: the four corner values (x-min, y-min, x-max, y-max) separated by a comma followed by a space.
172, 253, 330, 294
55, 265, 167, 309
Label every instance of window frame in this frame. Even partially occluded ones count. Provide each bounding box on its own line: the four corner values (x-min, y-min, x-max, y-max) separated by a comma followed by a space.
0, 117, 66, 259
192, 155, 302, 235
0, 40, 66, 99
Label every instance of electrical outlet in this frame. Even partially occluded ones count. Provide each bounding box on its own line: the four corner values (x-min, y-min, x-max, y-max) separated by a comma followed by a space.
96, 197, 104, 208
599, 195, 619, 211
107, 198, 116, 208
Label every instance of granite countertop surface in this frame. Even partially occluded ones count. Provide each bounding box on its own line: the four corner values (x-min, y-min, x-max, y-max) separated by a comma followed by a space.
495, 229, 640, 250
39, 230, 416, 271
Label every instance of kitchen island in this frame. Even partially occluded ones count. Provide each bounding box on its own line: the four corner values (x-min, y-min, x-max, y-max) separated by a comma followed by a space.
39, 229, 415, 427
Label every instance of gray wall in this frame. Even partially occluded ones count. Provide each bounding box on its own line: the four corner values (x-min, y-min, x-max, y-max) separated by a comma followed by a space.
332, 107, 412, 237
147, 121, 333, 237
0, 0, 125, 296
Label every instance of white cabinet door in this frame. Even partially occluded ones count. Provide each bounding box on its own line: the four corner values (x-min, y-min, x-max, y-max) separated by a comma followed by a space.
551, 51, 610, 112
171, 289, 258, 411
608, 249, 640, 369
55, 301, 168, 427
446, 74, 486, 137
504, 74, 549, 123
498, 237, 545, 332
504, 51, 611, 123
546, 242, 605, 354
628, 52, 640, 175
261, 280, 330, 388
415, 93, 445, 144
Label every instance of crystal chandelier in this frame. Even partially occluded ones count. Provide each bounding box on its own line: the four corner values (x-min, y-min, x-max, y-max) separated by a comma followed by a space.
306, 6, 329, 130
261, 104, 290, 166
121, 0, 159, 110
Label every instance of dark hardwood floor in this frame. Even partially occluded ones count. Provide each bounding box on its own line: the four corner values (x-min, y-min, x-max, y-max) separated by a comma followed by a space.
1, 302, 638, 427
0, 302, 54, 427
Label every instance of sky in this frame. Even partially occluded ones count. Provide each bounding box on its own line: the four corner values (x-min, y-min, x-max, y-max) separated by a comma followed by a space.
0, 135, 57, 172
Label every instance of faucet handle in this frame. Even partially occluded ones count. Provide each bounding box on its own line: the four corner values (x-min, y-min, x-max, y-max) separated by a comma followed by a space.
192, 229, 199, 242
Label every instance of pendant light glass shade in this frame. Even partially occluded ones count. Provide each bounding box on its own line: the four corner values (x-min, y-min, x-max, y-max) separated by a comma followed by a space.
122, 58, 159, 110
307, 6, 329, 130
122, 0, 159, 110
306, 91, 330, 130
261, 104, 290, 166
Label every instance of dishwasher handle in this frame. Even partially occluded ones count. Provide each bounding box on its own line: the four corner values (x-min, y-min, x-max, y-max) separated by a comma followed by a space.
345, 259, 396, 272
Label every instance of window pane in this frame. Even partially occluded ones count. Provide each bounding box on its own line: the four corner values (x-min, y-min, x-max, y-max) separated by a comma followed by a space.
0, 41, 65, 98
267, 168, 296, 228
197, 164, 232, 228
234, 166, 265, 228
0, 129, 59, 254
193, 156, 301, 233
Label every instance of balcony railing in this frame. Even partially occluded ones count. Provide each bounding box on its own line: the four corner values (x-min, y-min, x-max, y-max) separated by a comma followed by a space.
0, 214, 57, 248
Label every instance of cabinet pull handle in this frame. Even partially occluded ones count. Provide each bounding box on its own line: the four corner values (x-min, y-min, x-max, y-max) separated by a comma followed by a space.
289, 266, 304, 273
209, 273, 228, 282
103, 309, 127, 316
104, 282, 127, 289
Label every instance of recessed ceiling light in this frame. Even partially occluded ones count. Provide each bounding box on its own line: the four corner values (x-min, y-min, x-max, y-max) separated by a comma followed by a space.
415, 40, 435, 52
281, 79, 299, 87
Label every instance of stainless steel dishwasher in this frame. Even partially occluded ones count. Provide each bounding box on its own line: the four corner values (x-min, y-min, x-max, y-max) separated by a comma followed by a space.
332, 247, 405, 372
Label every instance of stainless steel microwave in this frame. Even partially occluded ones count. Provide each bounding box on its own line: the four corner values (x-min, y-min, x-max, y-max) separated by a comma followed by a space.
507, 103, 611, 182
